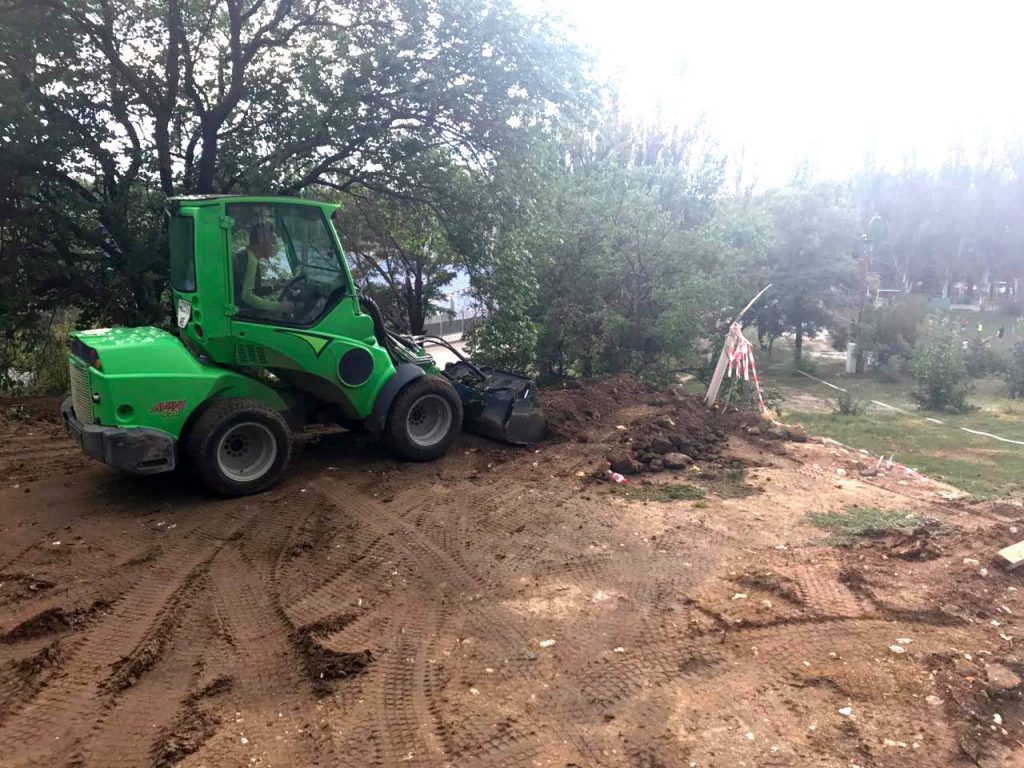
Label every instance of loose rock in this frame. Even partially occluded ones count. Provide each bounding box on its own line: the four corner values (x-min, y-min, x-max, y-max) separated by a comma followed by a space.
662, 453, 692, 470
985, 663, 1022, 691
607, 450, 642, 476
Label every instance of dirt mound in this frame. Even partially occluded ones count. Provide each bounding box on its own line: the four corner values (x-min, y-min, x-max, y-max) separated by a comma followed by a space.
541, 374, 655, 440
542, 374, 758, 476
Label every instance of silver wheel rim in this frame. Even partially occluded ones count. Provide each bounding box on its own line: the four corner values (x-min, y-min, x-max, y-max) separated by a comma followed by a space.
406, 394, 452, 448
216, 421, 277, 482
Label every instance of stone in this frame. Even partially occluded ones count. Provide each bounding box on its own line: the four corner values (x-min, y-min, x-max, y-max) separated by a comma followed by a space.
648, 458, 664, 472
607, 449, 642, 476
788, 426, 809, 443
766, 426, 788, 440
747, 426, 762, 436
662, 452, 692, 470
985, 663, 1022, 690
648, 436, 674, 455
656, 416, 676, 429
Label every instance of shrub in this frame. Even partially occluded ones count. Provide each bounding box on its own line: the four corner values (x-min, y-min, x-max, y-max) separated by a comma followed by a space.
963, 336, 1001, 378
1007, 340, 1024, 399
876, 359, 902, 383
831, 390, 866, 416
829, 325, 849, 352
909, 320, 973, 412
723, 378, 783, 416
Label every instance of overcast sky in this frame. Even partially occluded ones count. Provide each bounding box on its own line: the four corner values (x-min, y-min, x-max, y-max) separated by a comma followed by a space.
519, 0, 1024, 187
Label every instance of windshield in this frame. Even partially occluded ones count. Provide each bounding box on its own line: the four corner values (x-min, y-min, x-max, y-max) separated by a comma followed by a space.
227, 203, 347, 325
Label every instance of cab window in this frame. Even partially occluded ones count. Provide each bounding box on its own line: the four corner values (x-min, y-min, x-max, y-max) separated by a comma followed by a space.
227, 203, 346, 325
168, 215, 196, 292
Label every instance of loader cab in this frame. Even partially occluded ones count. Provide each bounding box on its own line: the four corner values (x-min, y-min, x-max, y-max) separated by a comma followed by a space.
166, 195, 398, 422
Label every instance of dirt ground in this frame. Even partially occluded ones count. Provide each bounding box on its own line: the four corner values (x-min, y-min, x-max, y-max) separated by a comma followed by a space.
2, 384, 1024, 768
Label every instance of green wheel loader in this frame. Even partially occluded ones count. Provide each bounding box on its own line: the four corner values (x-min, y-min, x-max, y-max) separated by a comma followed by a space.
61, 196, 545, 496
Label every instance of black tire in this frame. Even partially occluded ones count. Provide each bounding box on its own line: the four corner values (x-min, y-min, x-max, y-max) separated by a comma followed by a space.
384, 376, 463, 461
186, 398, 292, 497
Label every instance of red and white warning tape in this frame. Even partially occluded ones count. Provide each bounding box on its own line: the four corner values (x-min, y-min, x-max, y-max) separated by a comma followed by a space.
725, 322, 768, 414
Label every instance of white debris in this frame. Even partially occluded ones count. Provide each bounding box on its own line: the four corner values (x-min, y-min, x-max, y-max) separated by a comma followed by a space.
889, 645, 906, 655
469, 687, 480, 696
926, 695, 943, 706
744, 731, 755, 741
539, 639, 556, 648
241, 736, 249, 745
838, 706, 853, 717
613, 646, 626, 653
896, 638, 912, 645
731, 592, 748, 600
964, 558, 980, 566
994, 713, 1003, 725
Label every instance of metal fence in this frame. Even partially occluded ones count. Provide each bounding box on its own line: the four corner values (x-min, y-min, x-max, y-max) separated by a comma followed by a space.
423, 313, 483, 339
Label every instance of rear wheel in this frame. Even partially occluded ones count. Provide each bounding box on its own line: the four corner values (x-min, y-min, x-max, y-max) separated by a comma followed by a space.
187, 398, 292, 496
385, 376, 463, 461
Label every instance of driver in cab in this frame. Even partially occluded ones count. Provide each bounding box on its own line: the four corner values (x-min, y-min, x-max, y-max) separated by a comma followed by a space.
234, 217, 298, 319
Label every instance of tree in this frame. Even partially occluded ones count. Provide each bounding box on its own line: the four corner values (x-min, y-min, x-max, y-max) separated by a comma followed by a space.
0, 0, 590, 327
757, 186, 860, 364
339, 192, 457, 334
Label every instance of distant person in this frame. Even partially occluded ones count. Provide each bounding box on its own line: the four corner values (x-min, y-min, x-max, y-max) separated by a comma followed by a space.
977, 322, 984, 335
998, 325, 1006, 339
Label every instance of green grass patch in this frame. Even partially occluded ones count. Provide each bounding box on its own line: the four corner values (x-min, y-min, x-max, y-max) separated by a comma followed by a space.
808, 506, 921, 544
613, 482, 706, 502
787, 409, 1024, 497
754, 339, 1024, 498
700, 466, 756, 498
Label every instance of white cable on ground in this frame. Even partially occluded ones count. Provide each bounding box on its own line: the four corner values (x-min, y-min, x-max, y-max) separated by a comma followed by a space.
796, 371, 1023, 448
959, 427, 1024, 447
794, 369, 847, 392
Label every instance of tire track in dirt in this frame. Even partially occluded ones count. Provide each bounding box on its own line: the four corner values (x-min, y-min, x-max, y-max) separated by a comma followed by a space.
147, 487, 344, 768
0, 504, 253, 767
70, 579, 219, 768
281, 476, 565, 766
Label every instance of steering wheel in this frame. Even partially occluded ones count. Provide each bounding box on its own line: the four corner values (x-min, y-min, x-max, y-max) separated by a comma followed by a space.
280, 274, 310, 303
279, 275, 327, 322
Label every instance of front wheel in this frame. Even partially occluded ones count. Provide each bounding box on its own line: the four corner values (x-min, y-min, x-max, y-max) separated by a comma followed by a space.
385, 376, 463, 461
186, 398, 293, 496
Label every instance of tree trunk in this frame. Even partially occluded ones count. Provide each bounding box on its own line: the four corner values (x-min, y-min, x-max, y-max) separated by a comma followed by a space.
794, 321, 803, 364
196, 122, 220, 193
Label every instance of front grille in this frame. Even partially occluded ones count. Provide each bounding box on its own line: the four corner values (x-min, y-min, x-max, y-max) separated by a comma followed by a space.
69, 362, 95, 425
236, 344, 268, 367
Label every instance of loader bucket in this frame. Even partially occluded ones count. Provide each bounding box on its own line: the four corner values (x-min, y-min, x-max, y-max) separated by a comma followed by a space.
444, 361, 547, 445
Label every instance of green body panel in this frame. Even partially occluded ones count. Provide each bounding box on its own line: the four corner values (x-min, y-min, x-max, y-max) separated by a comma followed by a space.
69, 326, 292, 437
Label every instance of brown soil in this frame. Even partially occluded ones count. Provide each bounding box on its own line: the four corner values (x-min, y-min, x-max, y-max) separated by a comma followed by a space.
1, 378, 1022, 767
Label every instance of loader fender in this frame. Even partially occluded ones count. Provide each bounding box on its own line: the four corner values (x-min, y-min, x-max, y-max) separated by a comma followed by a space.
365, 363, 424, 435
